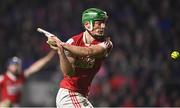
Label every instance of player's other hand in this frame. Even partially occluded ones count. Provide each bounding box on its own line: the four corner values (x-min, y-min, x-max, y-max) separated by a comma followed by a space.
47, 36, 65, 50
104, 37, 112, 48
47, 36, 58, 50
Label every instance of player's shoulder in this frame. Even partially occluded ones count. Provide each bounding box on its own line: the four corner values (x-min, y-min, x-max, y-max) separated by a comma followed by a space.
71, 32, 83, 41
66, 32, 83, 44
0, 74, 5, 83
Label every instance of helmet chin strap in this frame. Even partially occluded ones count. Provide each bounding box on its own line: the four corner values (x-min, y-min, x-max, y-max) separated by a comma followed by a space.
85, 21, 105, 41
85, 20, 93, 31
86, 29, 105, 41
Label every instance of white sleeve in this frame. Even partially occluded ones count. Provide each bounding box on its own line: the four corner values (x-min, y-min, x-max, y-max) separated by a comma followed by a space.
65, 38, 74, 56
0, 75, 4, 84
66, 38, 74, 44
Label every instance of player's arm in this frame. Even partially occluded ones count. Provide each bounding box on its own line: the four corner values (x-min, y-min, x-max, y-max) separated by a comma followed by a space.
24, 50, 56, 78
62, 41, 112, 58
57, 46, 75, 76
47, 36, 113, 58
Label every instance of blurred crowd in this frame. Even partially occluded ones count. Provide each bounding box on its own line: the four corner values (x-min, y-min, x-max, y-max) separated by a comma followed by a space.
0, 0, 180, 107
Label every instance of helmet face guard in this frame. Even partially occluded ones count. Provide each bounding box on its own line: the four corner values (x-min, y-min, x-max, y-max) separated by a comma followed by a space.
82, 8, 108, 38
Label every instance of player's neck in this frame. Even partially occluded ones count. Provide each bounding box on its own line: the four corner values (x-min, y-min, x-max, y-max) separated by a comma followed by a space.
84, 31, 95, 44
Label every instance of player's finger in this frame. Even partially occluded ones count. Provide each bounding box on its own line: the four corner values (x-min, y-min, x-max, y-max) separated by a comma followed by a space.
48, 36, 56, 42
49, 44, 58, 50
51, 36, 61, 42
47, 40, 56, 46
46, 40, 59, 50
54, 39, 65, 47
49, 37, 60, 45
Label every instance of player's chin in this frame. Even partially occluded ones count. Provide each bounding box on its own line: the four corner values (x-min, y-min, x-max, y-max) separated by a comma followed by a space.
98, 30, 104, 34
98, 33, 105, 37
94, 35, 105, 41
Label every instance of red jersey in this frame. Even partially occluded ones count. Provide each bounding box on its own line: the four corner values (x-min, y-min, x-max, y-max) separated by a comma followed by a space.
0, 72, 25, 104
60, 32, 112, 96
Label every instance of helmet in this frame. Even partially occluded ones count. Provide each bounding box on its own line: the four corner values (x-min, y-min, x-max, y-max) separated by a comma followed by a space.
7, 56, 22, 74
82, 8, 108, 31
8, 56, 22, 66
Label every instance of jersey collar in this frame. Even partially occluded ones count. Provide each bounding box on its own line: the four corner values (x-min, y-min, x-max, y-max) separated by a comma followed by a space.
83, 32, 91, 46
83, 31, 98, 46
7, 72, 17, 81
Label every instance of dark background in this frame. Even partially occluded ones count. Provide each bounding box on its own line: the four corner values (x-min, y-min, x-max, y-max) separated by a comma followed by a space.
0, 0, 180, 107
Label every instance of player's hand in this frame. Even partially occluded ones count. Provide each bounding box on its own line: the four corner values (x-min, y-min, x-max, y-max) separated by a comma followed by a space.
104, 37, 112, 48
47, 36, 66, 50
47, 36, 58, 50
0, 99, 12, 108
57, 45, 64, 55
